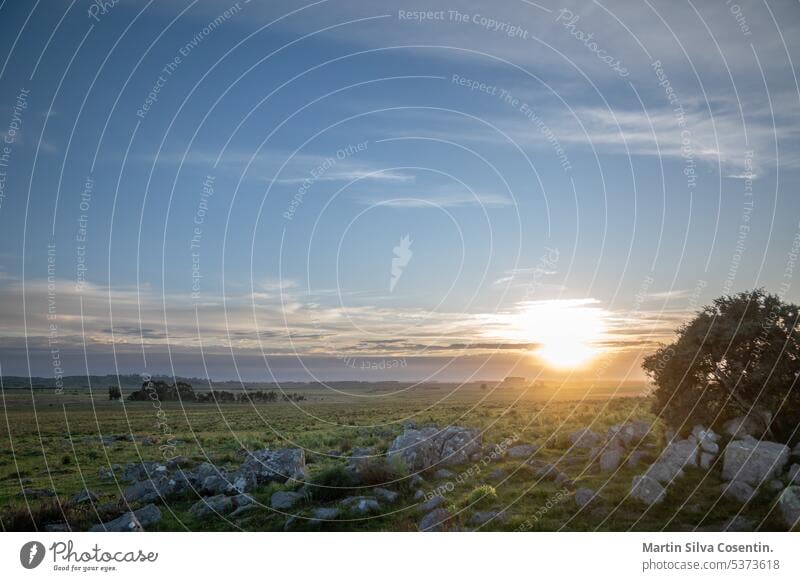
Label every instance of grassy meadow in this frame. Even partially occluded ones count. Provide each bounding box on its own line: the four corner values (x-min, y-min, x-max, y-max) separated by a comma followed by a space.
0, 380, 790, 531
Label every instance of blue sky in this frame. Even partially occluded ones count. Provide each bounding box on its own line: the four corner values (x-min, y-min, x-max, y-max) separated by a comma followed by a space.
0, 0, 799, 381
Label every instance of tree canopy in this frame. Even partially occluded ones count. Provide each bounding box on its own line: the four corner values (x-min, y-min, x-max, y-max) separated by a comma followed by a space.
643, 289, 800, 443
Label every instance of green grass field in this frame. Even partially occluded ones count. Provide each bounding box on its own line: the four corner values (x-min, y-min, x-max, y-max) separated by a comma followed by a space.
0, 381, 790, 532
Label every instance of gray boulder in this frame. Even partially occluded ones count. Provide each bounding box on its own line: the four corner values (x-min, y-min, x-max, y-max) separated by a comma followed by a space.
722, 439, 789, 487
574, 487, 595, 508
470, 511, 503, 526
418, 495, 444, 512
599, 449, 623, 472
201, 474, 233, 495
387, 425, 481, 471
630, 475, 666, 505
608, 421, 651, 447
568, 428, 603, 449
699, 452, 715, 470
310, 507, 340, 522
721, 480, 756, 504
123, 480, 161, 504
434, 469, 456, 480
340, 496, 380, 515
190, 495, 233, 519
71, 490, 98, 505
777, 486, 800, 529
271, 490, 303, 510
240, 448, 307, 484
374, 488, 399, 503
644, 438, 699, 483
419, 508, 450, 531
721, 411, 771, 440
90, 504, 161, 532
507, 444, 538, 459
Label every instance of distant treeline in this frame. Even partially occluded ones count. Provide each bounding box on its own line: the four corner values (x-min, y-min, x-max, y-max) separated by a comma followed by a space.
122, 380, 305, 403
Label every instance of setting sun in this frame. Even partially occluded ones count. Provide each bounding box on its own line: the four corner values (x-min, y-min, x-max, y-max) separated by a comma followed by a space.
490, 299, 609, 370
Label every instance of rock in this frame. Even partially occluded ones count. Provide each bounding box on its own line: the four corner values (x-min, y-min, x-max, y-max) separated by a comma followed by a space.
692, 425, 720, 454
767, 479, 785, 492
200, 474, 232, 495
721, 480, 756, 504
554, 471, 575, 488
240, 448, 307, 484
419, 508, 450, 531
189, 494, 239, 519
413, 489, 425, 501
193, 462, 219, 483
599, 449, 623, 472
630, 475, 666, 505
18, 488, 55, 499
166, 456, 191, 470
507, 444, 538, 459
418, 495, 444, 512
71, 490, 98, 505
627, 451, 647, 468
387, 425, 481, 471
777, 486, 800, 529
409, 474, 424, 488
470, 511, 504, 526
310, 507, 340, 522
230, 504, 260, 519
608, 421, 651, 447
533, 462, 559, 480
569, 428, 603, 449
271, 490, 303, 510
723, 516, 754, 531
787, 464, 800, 485
90, 504, 161, 532
574, 487, 595, 508
373, 488, 399, 503
434, 469, 455, 480
340, 496, 380, 515
699, 452, 715, 470
722, 411, 772, 440
488, 469, 508, 480
645, 438, 699, 483
482, 443, 508, 461
44, 523, 70, 532
123, 480, 161, 504
345, 447, 374, 477
228, 470, 258, 493
722, 439, 789, 487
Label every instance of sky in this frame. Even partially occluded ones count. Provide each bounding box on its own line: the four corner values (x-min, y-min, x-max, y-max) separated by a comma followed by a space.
0, 0, 798, 383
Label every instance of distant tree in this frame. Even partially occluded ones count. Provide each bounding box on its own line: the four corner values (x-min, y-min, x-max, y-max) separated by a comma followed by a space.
108, 386, 121, 401
643, 289, 800, 443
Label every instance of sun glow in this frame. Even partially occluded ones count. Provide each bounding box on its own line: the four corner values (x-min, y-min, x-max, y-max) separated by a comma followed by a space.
492, 299, 609, 370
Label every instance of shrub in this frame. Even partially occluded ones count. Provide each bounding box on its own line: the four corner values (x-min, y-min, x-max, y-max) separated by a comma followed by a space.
306, 465, 356, 502
467, 484, 497, 507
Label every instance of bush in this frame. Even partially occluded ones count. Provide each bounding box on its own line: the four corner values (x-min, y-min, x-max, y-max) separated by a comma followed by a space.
306, 465, 356, 502
467, 484, 497, 507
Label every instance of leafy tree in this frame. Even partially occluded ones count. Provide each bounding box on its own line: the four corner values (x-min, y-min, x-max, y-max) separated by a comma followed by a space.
643, 289, 800, 443
108, 385, 122, 401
